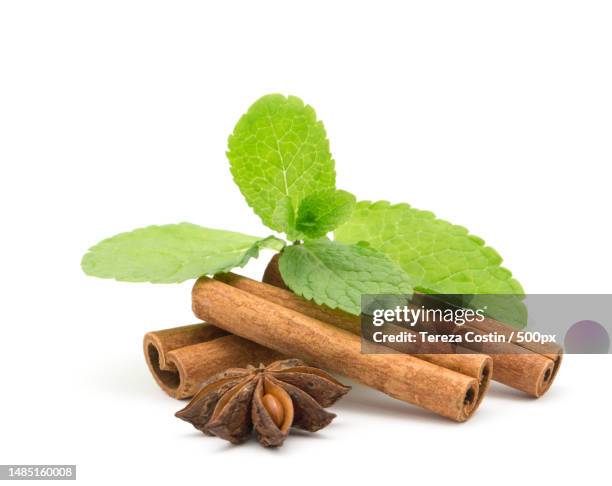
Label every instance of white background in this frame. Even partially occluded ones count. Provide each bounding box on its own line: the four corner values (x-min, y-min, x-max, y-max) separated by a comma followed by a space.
1, 1, 610, 484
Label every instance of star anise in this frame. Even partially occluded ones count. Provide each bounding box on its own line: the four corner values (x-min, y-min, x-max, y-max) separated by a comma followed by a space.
175, 359, 350, 447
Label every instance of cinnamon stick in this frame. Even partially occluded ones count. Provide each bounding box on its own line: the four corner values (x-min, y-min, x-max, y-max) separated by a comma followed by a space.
217, 271, 492, 406
144, 323, 283, 398
471, 317, 563, 387
462, 319, 562, 398
192, 277, 482, 422
262, 254, 561, 398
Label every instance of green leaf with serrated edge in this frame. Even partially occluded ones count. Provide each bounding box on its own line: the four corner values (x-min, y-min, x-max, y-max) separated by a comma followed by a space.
334, 201, 525, 325
279, 239, 414, 315
295, 189, 356, 238
227, 94, 336, 232
81, 223, 285, 283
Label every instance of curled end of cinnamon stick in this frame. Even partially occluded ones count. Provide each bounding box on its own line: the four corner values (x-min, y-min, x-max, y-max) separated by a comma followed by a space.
535, 357, 557, 398
144, 324, 285, 400
143, 332, 189, 399
143, 324, 228, 399
548, 352, 563, 386
474, 356, 493, 409
459, 380, 480, 422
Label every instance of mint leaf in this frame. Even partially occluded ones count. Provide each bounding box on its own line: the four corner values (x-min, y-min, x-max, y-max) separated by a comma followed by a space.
81, 223, 285, 283
466, 294, 527, 329
227, 94, 336, 232
335, 201, 523, 295
271, 196, 304, 241
295, 189, 356, 238
334, 201, 526, 325
279, 239, 414, 315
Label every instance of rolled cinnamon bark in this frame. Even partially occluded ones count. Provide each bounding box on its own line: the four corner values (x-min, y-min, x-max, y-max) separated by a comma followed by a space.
490, 353, 554, 397
218, 271, 492, 406
192, 277, 481, 422
470, 317, 563, 387
144, 324, 282, 399
262, 254, 561, 398
455, 324, 555, 397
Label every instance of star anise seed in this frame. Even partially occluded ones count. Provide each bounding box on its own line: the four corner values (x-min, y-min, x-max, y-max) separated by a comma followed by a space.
175, 359, 350, 447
